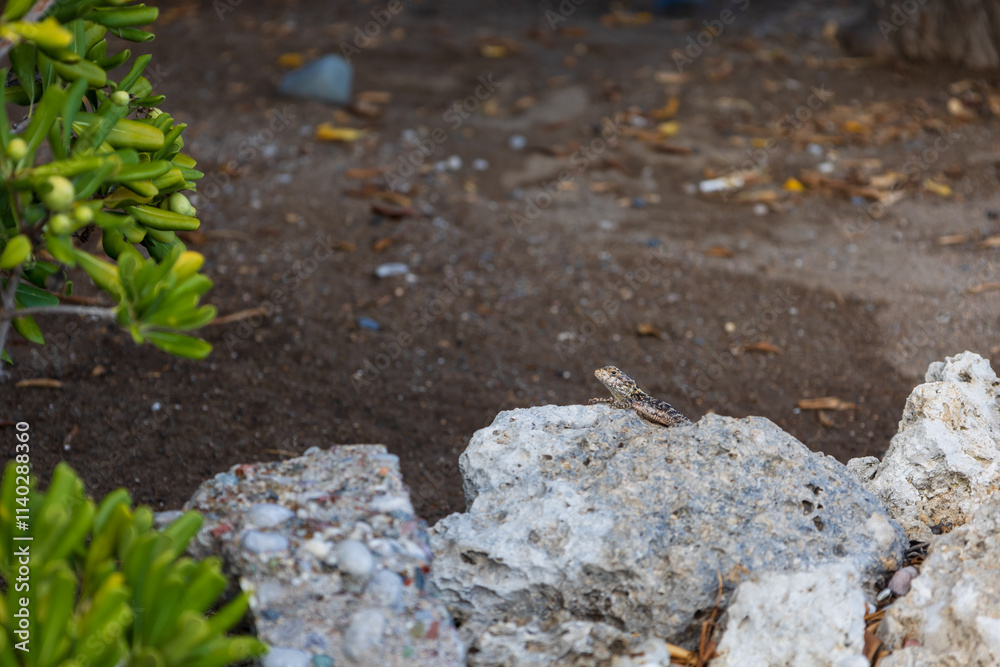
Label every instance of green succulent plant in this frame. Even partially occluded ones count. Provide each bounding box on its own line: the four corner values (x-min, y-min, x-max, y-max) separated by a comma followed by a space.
0, 0, 217, 365
0, 461, 268, 666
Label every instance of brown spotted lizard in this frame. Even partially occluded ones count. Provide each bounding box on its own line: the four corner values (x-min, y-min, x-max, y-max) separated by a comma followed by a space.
589, 366, 692, 427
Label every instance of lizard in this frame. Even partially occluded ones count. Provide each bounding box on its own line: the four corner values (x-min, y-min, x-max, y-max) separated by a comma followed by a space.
589, 366, 692, 427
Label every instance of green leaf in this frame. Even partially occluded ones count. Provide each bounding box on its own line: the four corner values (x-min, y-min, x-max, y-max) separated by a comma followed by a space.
23, 83, 67, 158
144, 331, 212, 359
86, 5, 159, 30
117, 53, 151, 92
112, 27, 155, 42
37, 565, 76, 665
62, 76, 89, 147
15, 280, 60, 308
9, 42, 37, 106
11, 313, 44, 344
52, 57, 108, 87
46, 229, 76, 266
2, 0, 35, 21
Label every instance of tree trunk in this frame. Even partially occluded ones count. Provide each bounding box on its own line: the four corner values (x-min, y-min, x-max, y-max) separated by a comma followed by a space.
842, 0, 1000, 69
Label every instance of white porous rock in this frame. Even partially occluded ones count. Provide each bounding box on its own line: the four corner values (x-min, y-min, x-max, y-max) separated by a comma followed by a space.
851, 351, 1000, 541
430, 405, 907, 665
878, 492, 1000, 667
713, 562, 869, 667
186, 445, 463, 667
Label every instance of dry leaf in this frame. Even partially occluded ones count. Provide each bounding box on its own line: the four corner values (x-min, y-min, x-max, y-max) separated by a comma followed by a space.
783, 178, 805, 192
740, 341, 781, 354
650, 96, 680, 120
374, 191, 413, 207
330, 241, 356, 252
656, 121, 679, 138
937, 234, 968, 245
480, 44, 508, 58
653, 71, 692, 85
797, 397, 856, 411
923, 179, 952, 197
344, 167, 385, 180
636, 323, 661, 337
277, 52, 303, 68
979, 235, 1000, 248
357, 90, 392, 104
15, 379, 63, 388
967, 281, 1000, 294
315, 123, 367, 142
371, 202, 413, 218
863, 629, 883, 662
704, 246, 734, 258
947, 97, 976, 121
91, 364, 106, 377
372, 237, 395, 253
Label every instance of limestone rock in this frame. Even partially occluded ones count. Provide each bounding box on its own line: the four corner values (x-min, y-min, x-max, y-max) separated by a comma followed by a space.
854, 351, 1000, 541
879, 492, 1000, 666
713, 562, 869, 667
185, 445, 463, 666
429, 405, 907, 665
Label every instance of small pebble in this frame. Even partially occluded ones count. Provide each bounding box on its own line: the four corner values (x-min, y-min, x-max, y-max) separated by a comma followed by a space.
508, 134, 526, 150
336, 539, 375, 579
472, 158, 489, 171
817, 161, 835, 174
262, 647, 311, 667
888, 566, 919, 596
357, 316, 381, 331
370, 494, 413, 514
753, 203, 769, 216
876, 587, 892, 602
301, 537, 333, 561
632, 196, 646, 209
248, 503, 295, 528
375, 262, 409, 278
446, 155, 462, 171
243, 531, 290, 554
311, 656, 335, 667
151, 402, 162, 412
343, 609, 386, 660
366, 569, 404, 610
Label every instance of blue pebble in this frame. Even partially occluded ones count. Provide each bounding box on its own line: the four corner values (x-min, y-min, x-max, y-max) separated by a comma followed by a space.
358, 317, 381, 331
632, 197, 646, 209
646, 238, 662, 247
278, 55, 353, 105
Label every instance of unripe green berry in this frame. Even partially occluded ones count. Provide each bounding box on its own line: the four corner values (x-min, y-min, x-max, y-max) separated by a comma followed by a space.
73, 205, 94, 224
6, 138, 27, 161
110, 90, 130, 107
168, 192, 196, 216
39, 176, 76, 211
48, 213, 71, 235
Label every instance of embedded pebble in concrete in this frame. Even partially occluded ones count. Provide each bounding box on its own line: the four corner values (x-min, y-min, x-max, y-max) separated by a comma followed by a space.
336, 539, 374, 580
185, 445, 463, 666
344, 608, 387, 660
262, 647, 311, 667
243, 530, 289, 553
366, 569, 405, 611
248, 503, 295, 528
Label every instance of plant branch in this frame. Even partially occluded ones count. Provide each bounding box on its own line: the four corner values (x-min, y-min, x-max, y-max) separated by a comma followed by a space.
0, 304, 116, 322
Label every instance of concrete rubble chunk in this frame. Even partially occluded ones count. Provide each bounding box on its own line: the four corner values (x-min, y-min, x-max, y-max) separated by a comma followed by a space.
184, 445, 463, 666
429, 405, 907, 665
850, 351, 1000, 541
713, 562, 869, 667
878, 492, 1000, 667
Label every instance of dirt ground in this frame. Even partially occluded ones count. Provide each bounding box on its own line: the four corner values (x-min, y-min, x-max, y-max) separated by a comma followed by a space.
4, 0, 1000, 524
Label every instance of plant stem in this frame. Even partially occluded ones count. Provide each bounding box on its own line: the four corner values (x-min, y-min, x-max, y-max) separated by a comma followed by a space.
0, 304, 116, 322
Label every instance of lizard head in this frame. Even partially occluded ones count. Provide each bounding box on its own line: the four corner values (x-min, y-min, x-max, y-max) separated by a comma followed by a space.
594, 366, 637, 401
